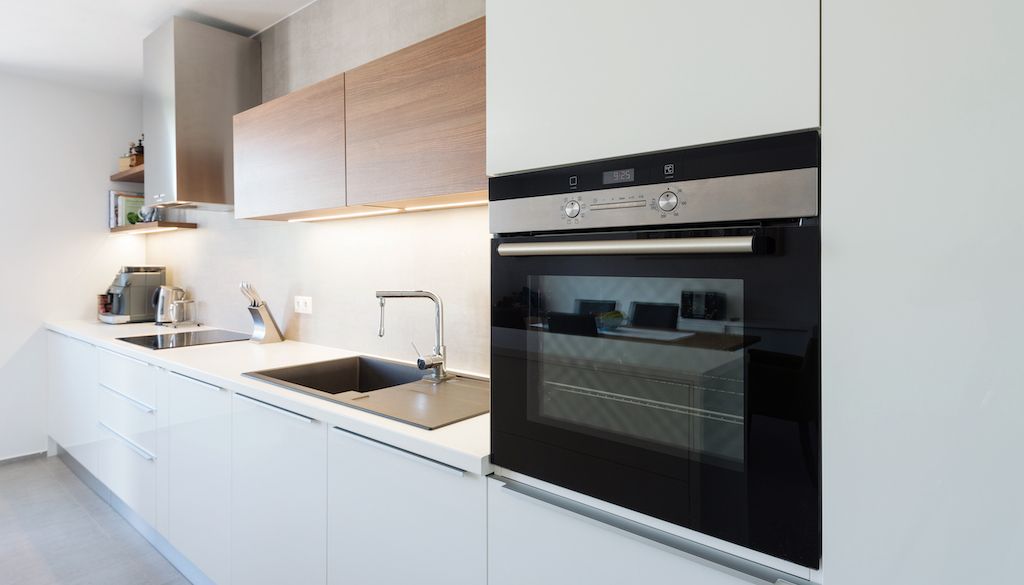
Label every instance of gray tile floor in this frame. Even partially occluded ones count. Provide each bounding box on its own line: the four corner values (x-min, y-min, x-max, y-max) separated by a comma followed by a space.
0, 455, 188, 585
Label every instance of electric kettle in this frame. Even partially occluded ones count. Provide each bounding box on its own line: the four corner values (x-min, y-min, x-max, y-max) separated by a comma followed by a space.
153, 286, 186, 325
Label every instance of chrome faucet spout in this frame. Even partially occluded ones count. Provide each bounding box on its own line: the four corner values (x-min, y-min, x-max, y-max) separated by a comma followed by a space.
374, 290, 450, 381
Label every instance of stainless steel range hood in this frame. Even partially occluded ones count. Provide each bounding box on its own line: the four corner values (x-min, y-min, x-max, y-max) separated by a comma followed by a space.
143, 17, 261, 209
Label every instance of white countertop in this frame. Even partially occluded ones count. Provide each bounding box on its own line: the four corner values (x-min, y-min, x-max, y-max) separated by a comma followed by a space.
45, 320, 491, 475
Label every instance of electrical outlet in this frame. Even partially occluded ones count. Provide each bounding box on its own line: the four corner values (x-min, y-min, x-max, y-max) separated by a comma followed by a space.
294, 296, 313, 314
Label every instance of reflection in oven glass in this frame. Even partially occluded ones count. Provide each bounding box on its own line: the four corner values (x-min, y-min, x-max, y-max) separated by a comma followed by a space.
527, 275, 745, 466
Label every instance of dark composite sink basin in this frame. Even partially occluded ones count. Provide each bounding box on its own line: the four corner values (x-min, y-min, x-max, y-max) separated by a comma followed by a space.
244, 355, 424, 395
242, 355, 490, 430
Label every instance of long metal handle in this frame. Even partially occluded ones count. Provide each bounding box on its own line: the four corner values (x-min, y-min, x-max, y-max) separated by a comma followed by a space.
98, 422, 157, 461
100, 383, 156, 413
499, 478, 812, 585
497, 235, 755, 257
332, 426, 465, 477
235, 393, 315, 424
168, 371, 224, 392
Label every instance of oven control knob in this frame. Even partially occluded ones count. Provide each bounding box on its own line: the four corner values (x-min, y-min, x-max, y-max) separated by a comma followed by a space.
658, 191, 678, 212
564, 200, 581, 218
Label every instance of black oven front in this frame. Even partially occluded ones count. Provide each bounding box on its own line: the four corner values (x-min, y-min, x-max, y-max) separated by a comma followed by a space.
488, 132, 821, 568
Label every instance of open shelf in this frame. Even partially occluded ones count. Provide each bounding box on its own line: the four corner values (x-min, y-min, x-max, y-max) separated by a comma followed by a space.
110, 164, 144, 183
109, 221, 196, 235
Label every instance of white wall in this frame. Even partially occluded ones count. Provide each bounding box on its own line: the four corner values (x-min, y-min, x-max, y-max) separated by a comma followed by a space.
146, 206, 491, 375
822, 1, 1024, 583
0, 71, 145, 460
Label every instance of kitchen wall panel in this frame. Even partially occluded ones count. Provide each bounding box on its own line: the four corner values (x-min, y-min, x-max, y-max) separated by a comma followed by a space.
0, 72, 145, 460
258, 0, 484, 101
146, 206, 491, 376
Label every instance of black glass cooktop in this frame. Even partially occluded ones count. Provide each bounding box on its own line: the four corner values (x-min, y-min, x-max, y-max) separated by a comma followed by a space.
117, 329, 251, 350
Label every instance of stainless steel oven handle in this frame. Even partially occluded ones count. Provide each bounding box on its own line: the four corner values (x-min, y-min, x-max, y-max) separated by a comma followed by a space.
496, 235, 756, 257
499, 478, 813, 585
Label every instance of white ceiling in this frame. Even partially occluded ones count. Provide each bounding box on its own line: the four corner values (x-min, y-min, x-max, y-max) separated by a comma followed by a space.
0, 0, 314, 93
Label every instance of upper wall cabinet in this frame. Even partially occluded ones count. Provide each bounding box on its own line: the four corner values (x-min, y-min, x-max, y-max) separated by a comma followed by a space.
345, 17, 486, 206
486, 1, 820, 176
234, 74, 347, 220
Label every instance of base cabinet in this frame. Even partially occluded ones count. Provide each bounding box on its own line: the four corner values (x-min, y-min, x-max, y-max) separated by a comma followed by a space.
47, 332, 99, 472
231, 393, 327, 585
326, 426, 487, 585
487, 478, 752, 585
164, 371, 232, 585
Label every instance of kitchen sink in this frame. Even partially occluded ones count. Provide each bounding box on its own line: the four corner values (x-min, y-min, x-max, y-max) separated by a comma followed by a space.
242, 355, 490, 430
244, 355, 424, 395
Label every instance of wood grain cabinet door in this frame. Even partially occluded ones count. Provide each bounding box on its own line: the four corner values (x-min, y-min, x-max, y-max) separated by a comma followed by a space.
233, 74, 347, 219
345, 17, 486, 206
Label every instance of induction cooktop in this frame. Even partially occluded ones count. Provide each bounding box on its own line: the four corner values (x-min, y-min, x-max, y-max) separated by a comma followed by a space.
117, 329, 251, 350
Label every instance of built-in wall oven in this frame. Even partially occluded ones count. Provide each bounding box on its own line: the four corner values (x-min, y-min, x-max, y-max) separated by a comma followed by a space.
489, 131, 821, 568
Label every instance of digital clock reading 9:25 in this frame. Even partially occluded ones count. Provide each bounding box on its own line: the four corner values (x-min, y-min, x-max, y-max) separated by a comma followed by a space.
602, 168, 635, 185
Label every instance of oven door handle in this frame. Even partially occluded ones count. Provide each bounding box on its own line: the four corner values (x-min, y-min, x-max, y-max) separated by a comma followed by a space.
496, 235, 762, 257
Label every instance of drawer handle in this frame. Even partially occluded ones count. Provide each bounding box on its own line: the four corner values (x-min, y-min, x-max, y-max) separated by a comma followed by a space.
499, 478, 812, 585
235, 393, 315, 423
99, 346, 150, 366
98, 422, 156, 461
169, 371, 224, 392
100, 383, 156, 413
332, 426, 465, 477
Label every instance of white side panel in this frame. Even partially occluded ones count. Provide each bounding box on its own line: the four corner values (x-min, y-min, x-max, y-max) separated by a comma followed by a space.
326, 427, 486, 585
231, 394, 327, 585
165, 371, 232, 585
486, 0, 820, 175
822, 1, 1024, 584
487, 478, 756, 585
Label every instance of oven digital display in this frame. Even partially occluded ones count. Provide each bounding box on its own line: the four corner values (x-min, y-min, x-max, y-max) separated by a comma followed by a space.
602, 168, 635, 185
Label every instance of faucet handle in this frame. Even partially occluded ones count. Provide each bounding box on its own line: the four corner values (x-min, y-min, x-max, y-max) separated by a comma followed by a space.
411, 341, 442, 371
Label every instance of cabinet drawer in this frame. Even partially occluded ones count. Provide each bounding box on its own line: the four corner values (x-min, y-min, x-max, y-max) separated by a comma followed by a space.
99, 384, 157, 454
98, 348, 156, 407
98, 421, 158, 526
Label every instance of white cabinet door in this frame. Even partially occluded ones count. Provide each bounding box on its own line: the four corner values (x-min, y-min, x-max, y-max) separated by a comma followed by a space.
231, 393, 327, 585
46, 332, 99, 472
487, 478, 753, 585
326, 426, 486, 585
486, 0, 820, 175
164, 371, 231, 585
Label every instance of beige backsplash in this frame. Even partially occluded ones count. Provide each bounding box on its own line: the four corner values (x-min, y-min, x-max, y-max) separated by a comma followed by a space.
146, 206, 491, 377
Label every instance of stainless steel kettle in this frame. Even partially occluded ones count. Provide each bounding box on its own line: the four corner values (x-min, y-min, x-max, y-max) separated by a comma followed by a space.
153, 286, 186, 325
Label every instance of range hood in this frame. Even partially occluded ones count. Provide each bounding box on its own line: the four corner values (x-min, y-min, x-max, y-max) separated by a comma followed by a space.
143, 17, 261, 209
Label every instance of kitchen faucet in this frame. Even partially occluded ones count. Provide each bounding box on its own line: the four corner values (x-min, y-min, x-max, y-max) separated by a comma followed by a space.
375, 290, 451, 382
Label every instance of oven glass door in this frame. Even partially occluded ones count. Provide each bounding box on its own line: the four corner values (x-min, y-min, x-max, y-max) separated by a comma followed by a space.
491, 224, 820, 567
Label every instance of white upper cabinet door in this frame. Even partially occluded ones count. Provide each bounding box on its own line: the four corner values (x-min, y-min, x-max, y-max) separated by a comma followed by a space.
163, 371, 232, 585
47, 332, 98, 472
486, 0, 820, 175
231, 393, 327, 585
326, 426, 487, 585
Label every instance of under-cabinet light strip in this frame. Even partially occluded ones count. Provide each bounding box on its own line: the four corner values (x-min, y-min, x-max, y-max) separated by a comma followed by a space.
288, 208, 401, 223
403, 199, 489, 212
111, 227, 182, 236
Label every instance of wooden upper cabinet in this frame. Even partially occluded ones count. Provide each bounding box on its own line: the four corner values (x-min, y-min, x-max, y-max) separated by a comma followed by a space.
233, 74, 347, 220
344, 17, 486, 206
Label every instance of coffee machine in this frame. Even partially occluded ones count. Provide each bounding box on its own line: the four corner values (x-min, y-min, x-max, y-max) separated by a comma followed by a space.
99, 266, 166, 324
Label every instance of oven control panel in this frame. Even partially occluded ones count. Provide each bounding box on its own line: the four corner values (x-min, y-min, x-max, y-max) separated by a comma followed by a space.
489, 168, 819, 235
560, 185, 685, 226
